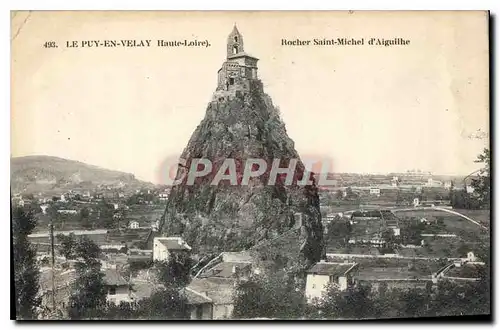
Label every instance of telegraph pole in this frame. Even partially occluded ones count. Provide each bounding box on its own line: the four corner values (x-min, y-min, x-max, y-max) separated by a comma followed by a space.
49, 216, 56, 314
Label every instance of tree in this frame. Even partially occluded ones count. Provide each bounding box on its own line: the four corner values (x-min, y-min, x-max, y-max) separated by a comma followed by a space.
154, 253, 194, 288
46, 205, 63, 230
232, 279, 265, 318
325, 219, 352, 247
429, 280, 489, 316
134, 288, 189, 320
471, 148, 490, 208
232, 271, 306, 319
56, 233, 77, 260
79, 207, 92, 229
67, 237, 107, 319
396, 190, 403, 204
449, 180, 455, 203
12, 207, 41, 320
335, 190, 344, 200
399, 288, 428, 318
318, 283, 377, 319
401, 220, 425, 245
96, 201, 116, 229
345, 187, 354, 199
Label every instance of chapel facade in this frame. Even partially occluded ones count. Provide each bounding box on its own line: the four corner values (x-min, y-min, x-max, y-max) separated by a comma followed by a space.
216, 25, 260, 92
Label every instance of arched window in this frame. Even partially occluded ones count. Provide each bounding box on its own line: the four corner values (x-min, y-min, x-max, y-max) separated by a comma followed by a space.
234, 36, 238, 42
232, 46, 238, 54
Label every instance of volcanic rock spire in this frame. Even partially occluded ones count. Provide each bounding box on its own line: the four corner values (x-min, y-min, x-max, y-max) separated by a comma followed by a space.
161, 26, 324, 264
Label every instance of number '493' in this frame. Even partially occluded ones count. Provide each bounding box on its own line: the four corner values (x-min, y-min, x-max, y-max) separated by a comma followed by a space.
43, 41, 57, 48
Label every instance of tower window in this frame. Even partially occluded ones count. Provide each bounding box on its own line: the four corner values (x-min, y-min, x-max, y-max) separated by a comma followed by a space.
229, 78, 235, 85
232, 46, 238, 54
234, 36, 238, 42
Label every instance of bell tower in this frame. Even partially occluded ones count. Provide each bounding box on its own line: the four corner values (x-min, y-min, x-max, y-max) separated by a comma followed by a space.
216, 25, 259, 92
227, 25, 244, 58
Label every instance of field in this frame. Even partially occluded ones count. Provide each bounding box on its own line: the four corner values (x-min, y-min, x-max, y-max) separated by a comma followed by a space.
322, 206, 490, 259
394, 208, 489, 259
393, 208, 489, 234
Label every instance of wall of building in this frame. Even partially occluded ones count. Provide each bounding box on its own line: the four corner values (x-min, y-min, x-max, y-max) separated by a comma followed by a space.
305, 274, 331, 303
213, 304, 234, 319
107, 285, 130, 305
338, 276, 349, 291
190, 303, 213, 320
153, 238, 170, 261
217, 57, 258, 91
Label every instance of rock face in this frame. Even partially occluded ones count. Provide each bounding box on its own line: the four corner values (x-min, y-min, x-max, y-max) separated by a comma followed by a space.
161, 26, 324, 264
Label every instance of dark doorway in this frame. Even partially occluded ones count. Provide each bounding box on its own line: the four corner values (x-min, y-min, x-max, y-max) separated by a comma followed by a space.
196, 306, 203, 319
229, 78, 235, 85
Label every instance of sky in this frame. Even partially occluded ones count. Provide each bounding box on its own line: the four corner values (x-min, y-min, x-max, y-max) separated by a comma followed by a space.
11, 11, 489, 184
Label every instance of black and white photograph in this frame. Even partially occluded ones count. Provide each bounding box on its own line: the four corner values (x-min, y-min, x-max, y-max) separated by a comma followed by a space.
10, 10, 491, 321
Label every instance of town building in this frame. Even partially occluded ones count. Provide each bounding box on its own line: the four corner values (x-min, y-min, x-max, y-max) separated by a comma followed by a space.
184, 250, 258, 319
324, 214, 337, 223
187, 277, 235, 319
40, 204, 49, 214
305, 261, 358, 303
153, 236, 192, 261
57, 209, 78, 215
466, 185, 475, 194
103, 268, 131, 305
158, 192, 169, 202
183, 287, 214, 320
129, 220, 140, 229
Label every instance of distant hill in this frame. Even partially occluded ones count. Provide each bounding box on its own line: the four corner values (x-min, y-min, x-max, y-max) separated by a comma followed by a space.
11, 155, 153, 194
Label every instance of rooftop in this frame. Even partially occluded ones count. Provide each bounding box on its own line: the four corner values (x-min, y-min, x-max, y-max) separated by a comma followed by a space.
307, 261, 357, 276
221, 251, 253, 263
227, 52, 259, 60
103, 268, 128, 286
128, 255, 153, 263
199, 261, 252, 279
155, 237, 192, 251
188, 277, 235, 305
182, 287, 213, 305
130, 281, 155, 301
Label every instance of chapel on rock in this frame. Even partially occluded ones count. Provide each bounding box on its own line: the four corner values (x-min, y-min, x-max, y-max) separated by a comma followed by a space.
216, 25, 260, 94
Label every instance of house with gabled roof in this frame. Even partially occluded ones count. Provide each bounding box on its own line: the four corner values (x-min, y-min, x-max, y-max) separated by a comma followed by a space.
153, 236, 191, 262
182, 287, 214, 320
186, 277, 236, 319
305, 261, 358, 303
103, 268, 131, 305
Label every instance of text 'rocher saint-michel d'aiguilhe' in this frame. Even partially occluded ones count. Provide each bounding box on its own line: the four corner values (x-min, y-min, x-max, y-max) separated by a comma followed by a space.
281, 37, 410, 47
